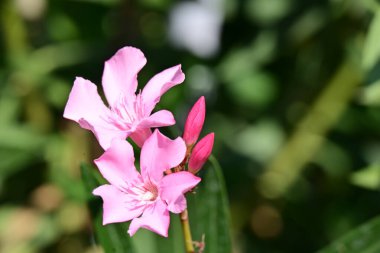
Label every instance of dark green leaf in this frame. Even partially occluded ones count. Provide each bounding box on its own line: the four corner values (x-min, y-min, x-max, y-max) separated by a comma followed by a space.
317, 215, 380, 253
187, 155, 233, 253
132, 213, 185, 253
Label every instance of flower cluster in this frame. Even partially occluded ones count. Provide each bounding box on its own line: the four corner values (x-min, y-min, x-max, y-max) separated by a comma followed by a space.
64, 46, 214, 237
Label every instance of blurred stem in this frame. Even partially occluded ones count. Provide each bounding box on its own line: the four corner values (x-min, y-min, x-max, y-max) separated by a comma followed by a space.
258, 60, 362, 199
0, 0, 29, 63
180, 209, 195, 253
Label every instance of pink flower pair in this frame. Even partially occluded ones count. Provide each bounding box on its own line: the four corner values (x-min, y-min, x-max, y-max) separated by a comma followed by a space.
64, 46, 213, 237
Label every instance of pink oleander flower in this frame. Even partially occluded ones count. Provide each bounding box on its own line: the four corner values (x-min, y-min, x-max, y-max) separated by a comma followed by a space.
188, 133, 214, 174
183, 96, 206, 147
93, 130, 201, 237
63, 46, 185, 149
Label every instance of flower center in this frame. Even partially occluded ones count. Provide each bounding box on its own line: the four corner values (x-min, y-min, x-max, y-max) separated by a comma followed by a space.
139, 181, 158, 202
140, 191, 155, 201
127, 180, 158, 202
107, 93, 145, 130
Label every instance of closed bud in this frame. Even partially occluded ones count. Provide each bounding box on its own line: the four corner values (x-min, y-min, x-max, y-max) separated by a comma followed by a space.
183, 96, 206, 146
188, 133, 214, 174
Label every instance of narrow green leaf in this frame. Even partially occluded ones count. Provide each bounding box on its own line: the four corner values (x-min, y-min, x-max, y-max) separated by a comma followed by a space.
362, 9, 380, 71
81, 163, 136, 253
187, 155, 233, 253
132, 213, 185, 253
317, 215, 380, 253
131, 229, 156, 253
154, 214, 185, 253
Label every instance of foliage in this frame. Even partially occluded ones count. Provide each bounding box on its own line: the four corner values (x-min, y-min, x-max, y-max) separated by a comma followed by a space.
317, 215, 380, 253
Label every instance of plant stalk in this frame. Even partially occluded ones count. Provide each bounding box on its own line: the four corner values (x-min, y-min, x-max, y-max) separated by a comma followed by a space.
180, 209, 195, 253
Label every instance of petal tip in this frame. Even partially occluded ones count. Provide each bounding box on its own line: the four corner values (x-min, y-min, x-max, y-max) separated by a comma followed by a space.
92, 187, 100, 196
127, 229, 135, 237
169, 64, 185, 83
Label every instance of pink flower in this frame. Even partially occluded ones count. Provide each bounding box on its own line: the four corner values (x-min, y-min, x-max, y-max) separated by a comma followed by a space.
183, 96, 206, 146
93, 130, 201, 237
188, 133, 214, 174
63, 46, 185, 149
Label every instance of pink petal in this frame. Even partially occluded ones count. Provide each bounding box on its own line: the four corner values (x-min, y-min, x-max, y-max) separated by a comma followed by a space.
63, 77, 110, 125
78, 118, 128, 150
128, 110, 176, 147
94, 139, 141, 190
129, 128, 152, 148
141, 64, 185, 114
128, 200, 170, 237
183, 96, 206, 146
63, 77, 124, 150
139, 110, 176, 128
188, 133, 215, 174
102, 47, 147, 107
140, 130, 186, 184
160, 172, 201, 213
93, 185, 145, 225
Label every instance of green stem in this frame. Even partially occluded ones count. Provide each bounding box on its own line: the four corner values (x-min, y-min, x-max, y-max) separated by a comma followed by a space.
180, 209, 195, 253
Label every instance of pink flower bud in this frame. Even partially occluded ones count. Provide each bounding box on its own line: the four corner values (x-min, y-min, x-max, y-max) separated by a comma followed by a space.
188, 133, 214, 174
183, 96, 206, 146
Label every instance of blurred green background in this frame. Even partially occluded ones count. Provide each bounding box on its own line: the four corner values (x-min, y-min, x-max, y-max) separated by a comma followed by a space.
1, 0, 380, 252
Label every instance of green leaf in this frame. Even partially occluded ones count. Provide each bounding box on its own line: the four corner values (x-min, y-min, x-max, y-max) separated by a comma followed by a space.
0, 126, 46, 183
350, 164, 380, 190
154, 214, 185, 253
358, 80, 380, 106
362, 9, 380, 71
317, 215, 380, 253
81, 163, 136, 253
0, 126, 46, 150
187, 155, 233, 253
132, 213, 185, 253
